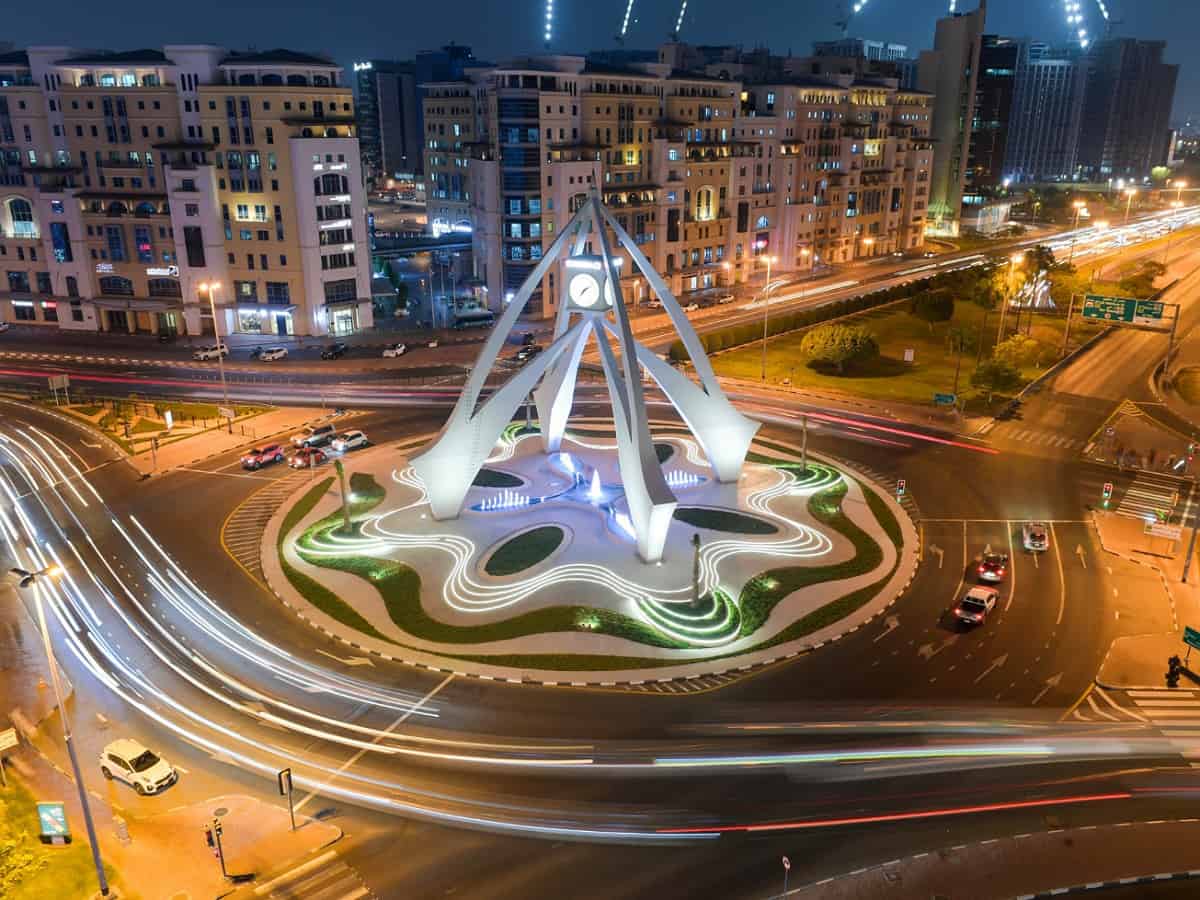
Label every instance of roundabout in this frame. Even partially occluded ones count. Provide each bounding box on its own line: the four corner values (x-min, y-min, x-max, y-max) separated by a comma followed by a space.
266, 421, 917, 680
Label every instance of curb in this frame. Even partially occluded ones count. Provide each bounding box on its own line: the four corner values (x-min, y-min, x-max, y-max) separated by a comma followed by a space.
257, 424, 922, 691
1016, 871, 1200, 899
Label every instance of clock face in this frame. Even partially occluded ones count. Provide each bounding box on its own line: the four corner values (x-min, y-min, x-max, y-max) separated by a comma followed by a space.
568, 272, 602, 309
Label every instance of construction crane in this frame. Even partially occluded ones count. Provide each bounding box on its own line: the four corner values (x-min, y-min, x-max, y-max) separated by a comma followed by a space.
831, 0, 1112, 46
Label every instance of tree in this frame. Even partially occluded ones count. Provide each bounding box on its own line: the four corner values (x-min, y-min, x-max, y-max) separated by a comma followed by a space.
800, 324, 879, 374
1152, 166, 1171, 184
1026, 244, 1057, 272
909, 291, 954, 332
1118, 259, 1167, 297
993, 333, 1044, 369
971, 358, 1023, 402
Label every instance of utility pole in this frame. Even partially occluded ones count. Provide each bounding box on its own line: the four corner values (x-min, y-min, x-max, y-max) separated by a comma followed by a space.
759, 254, 776, 382
1183, 482, 1198, 583
800, 413, 809, 475
334, 459, 353, 535
1060, 295, 1076, 359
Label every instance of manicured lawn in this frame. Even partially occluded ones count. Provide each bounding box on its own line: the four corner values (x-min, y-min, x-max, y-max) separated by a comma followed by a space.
130, 418, 166, 434
473, 468, 523, 488
673, 506, 779, 535
712, 298, 1101, 407
0, 778, 121, 900
72, 404, 104, 417
484, 526, 564, 575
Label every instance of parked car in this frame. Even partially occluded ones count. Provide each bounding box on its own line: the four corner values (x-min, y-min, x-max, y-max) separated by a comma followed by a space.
683, 302, 700, 312
382, 342, 408, 358
426, 339, 440, 349
646, 300, 664, 310
99, 738, 178, 795
289, 447, 328, 469
1022, 522, 1049, 552
976, 551, 1009, 583
331, 430, 368, 452
241, 444, 285, 470
954, 586, 999, 625
520, 332, 538, 346
716, 293, 735, 305
320, 341, 348, 360
515, 344, 543, 363
192, 343, 228, 361
257, 346, 288, 361
291, 423, 336, 448
0, 322, 10, 333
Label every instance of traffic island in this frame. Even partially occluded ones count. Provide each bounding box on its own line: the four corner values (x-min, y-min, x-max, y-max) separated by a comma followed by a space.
261, 421, 919, 685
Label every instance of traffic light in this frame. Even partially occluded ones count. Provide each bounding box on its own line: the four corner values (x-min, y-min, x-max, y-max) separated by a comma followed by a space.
1102, 482, 1113, 507
203, 825, 216, 855
896, 479, 906, 497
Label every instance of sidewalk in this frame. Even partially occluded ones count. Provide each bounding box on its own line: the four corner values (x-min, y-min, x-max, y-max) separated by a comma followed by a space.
1092, 512, 1200, 689
5, 746, 341, 900
778, 818, 1200, 900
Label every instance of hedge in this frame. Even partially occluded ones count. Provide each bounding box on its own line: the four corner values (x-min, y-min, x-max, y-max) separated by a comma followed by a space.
669, 272, 952, 362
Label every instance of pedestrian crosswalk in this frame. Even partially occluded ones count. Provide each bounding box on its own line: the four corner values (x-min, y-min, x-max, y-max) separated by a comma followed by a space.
991, 425, 1085, 451
253, 850, 373, 900
1115, 472, 1182, 521
1075, 687, 1200, 764
222, 471, 311, 583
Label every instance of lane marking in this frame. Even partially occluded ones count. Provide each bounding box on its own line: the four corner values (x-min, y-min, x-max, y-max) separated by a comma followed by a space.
1050, 524, 1066, 625
1005, 520, 1016, 612
253, 850, 339, 896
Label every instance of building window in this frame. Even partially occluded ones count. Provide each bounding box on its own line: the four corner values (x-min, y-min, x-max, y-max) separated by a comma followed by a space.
41, 301, 58, 322
104, 226, 126, 262
12, 301, 35, 321
35, 272, 51, 294
323, 279, 357, 303
49, 222, 72, 262
265, 282, 290, 304
183, 226, 206, 268
134, 226, 154, 263
6, 199, 35, 238
148, 278, 181, 298
99, 276, 134, 296
7, 271, 30, 293
65, 276, 78, 297
70, 300, 83, 321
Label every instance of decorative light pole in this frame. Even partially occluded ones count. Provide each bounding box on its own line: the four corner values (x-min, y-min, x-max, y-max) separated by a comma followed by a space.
1123, 187, 1137, 225
8, 565, 110, 897
759, 254, 777, 382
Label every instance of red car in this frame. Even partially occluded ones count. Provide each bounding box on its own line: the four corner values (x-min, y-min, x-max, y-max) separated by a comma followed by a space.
241, 444, 284, 470
289, 447, 327, 469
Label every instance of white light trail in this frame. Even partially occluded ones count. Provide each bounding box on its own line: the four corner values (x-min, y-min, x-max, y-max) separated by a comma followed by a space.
620, 0, 636, 36
674, 0, 688, 36
544, 0, 554, 46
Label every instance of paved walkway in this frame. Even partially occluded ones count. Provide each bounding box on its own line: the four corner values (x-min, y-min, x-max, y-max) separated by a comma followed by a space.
776, 819, 1200, 900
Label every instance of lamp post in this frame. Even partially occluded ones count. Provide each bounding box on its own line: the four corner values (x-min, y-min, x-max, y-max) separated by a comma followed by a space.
1165, 201, 1184, 266
860, 235, 875, 259
1067, 201, 1087, 265
1123, 187, 1137, 225
758, 254, 777, 382
199, 281, 232, 433
8, 565, 111, 897
998, 251, 1023, 343
1176, 180, 1188, 205
721, 261, 732, 290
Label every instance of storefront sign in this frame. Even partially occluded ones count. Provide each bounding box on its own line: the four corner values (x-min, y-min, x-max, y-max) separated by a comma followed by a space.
146, 265, 179, 277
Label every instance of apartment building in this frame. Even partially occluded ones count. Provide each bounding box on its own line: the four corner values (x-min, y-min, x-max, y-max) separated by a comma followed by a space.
0, 46, 372, 338
422, 55, 930, 320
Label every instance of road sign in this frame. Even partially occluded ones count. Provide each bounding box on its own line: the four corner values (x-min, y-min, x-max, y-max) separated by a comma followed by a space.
903, 348, 915, 363
933, 392, 957, 406
1145, 521, 1183, 540
1185, 626, 1200, 653
36, 801, 70, 844
1082, 294, 1165, 327
164, 410, 174, 431
782, 856, 791, 871
217, 406, 235, 420
0, 727, 17, 751
47, 374, 69, 391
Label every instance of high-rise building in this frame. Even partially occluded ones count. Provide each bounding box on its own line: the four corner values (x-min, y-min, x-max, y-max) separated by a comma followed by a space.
0, 46, 373, 337
917, 2, 987, 234
423, 55, 931, 319
355, 45, 476, 186
966, 35, 1017, 189
1077, 39, 1178, 180
1002, 41, 1086, 183
813, 39, 910, 62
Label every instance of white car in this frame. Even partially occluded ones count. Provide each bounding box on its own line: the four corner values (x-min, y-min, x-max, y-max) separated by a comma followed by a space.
0, 322, 10, 333
954, 586, 999, 625
382, 342, 408, 358
1022, 522, 1049, 552
192, 343, 228, 361
99, 738, 178, 795
683, 302, 700, 312
258, 346, 288, 361
331, 430, 368, 452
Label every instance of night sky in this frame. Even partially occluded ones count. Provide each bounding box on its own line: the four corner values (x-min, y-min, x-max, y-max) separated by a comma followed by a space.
9, 0, 1196, 119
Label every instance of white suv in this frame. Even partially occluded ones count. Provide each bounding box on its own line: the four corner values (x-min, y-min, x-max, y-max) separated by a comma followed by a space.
99, 739, 178, 795
192, 343, 228, 361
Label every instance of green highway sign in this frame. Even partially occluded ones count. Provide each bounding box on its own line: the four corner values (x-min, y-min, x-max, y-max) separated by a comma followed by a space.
1185, 626, 1200, 652
933, 393, 957, 406
1082, 294, 1165, 327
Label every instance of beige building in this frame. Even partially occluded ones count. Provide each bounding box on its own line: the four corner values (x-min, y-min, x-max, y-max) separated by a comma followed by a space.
0, 46, 372, 337
421, 55, 930, 320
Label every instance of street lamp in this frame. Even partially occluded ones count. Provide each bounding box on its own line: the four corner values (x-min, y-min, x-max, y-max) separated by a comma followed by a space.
1176, 180, 1188, 204
758, 254, 778, 382
1165, 201, 1185, 266
860, 236, 875, 258
1068, 201, 1087, 265
1123, 187, 1137, 225
199, 281, 232, 432
721, 260, 732, 289
7, 565, 111, 897
998, 251, 1024, 342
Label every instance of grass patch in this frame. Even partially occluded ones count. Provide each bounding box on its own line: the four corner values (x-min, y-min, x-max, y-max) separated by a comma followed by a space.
73, 404, 104, 417
130, 418, 165, 434
0, 778, 121, 900
484, 526, 564, 576
1175, 367, 1200, 406
152, 401, 265, 420
673, 506, 778, 535
472, 468, 524, 488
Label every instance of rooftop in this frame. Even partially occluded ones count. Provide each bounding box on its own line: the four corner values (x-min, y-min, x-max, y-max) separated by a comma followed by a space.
0, 50, 30, 68
58, 49, 171, 66
220, 49, 336, 67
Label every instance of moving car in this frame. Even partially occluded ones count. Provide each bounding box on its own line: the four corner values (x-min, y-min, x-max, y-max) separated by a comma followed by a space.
192, 343, 228, 361
683, 302, 700, 312
1022, 522, 1049, 552
520, 332, 538, 346
289, 447, 327, 469
99, 738, 178, 795
257, 346, 288, 361
977, 551, 1009, 583
291, 423, 335, 448
0, 322, 10, 333
331, 430, 368, 452
646, 300, 664, 310
320, 341, 348, 359
382, 342, 408, 358
426, 339, 440, 349
241, 444, 284, 470
515, 344, 543, 363
954, 586, 999, 625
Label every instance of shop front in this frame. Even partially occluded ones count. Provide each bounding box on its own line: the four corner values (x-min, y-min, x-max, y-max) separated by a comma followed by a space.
236, 305, 296, 337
